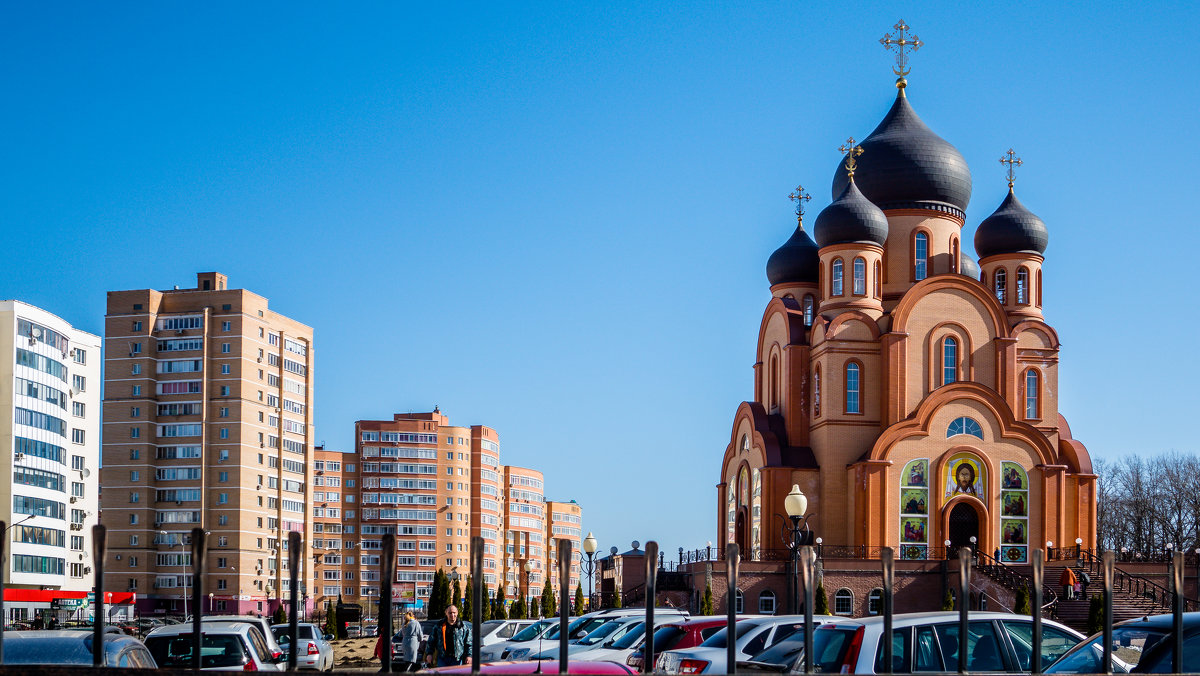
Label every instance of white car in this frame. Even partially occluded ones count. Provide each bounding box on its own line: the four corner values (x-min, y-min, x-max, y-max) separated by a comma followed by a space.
480, 618, 557, 662
145, 622, 286, 671
801, 611, 1085, 673
200, 615, 286, 661
271, 622, 335, 671
480, 619, 540, 647
527, 616, 647, 660
658, 615, 835, 674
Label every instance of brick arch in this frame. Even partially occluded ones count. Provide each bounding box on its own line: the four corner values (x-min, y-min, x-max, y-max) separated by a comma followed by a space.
825, 310, 883, 342
939, 494, 991, 556
865, 382, 1057, 467
1010, 319, 1061, 350
891, 275, 1008, 340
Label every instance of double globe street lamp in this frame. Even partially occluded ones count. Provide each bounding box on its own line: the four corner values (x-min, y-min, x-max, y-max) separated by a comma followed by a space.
781, 485, 815, 614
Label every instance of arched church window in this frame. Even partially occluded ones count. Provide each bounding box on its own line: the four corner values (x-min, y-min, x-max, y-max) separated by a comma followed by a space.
900, 459, 929, 560
999, 462, 1029, 562
845, 362, 861, 414
832, 259, 844, 296
874, 260, 882, 297
734, 588, 744, 613
834, 588, 854, 615
947, 417, 983, 439
852, 257, 866, 295
1024, 369, 1040, 420
914, 232, 928, 281
769, 355, 779, 411
813, 366, 821, 418
941, 337, 958, 386
994, 268, 1007, 304
803, 295, 814, 326
950, 237, 959, 273
758, 590, 776, 615
1017, 267, 1029, 304
1036, 269, 1042, 307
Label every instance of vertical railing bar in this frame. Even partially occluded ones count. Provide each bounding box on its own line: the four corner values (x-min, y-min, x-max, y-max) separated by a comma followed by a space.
92, 524, 108, 667
380, 532, 396, 673
190, 527, 207, 670
287, 530, 301, 671
957, 548, 970, 675
472, 536, 484, 673
881, 547, 894, 674
1102, 550, 1114, 675
799, 546, 814, 675
644, 541, 658, 675
557, 540, 571, 674
1172, 550, 1183, 675
1032, 549, 1043, 674
0, 519, 6, 664
726, 543, 740, 676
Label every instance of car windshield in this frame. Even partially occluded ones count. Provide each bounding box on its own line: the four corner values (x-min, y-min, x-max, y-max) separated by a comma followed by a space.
700, 622, 757, 648
146, 633, 249, 670
513, 620, 555, 641
579, 620, 630, 645
809, 626, 860, 672
1045, 626, 1166, 673
747, 630, 806, 668
612, 623, 649, 650
480, 621, 506, 638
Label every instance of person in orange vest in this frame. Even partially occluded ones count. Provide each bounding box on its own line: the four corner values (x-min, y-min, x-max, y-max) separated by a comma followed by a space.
1059, 567, 1078, 600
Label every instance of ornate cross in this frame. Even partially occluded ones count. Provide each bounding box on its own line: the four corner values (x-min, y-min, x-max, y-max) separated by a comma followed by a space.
788, 185, 811, 223
999, 148, 1023, 188
880, 19, 923, 77
838, 138, 865, 178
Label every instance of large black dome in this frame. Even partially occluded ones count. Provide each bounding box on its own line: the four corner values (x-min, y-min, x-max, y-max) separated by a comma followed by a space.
766, 223, 820, 286
832, 89, 972, 216
974, 189, 1048, 259
814, 179, 889, 248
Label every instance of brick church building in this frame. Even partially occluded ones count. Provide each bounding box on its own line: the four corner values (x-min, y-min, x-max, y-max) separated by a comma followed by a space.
709, 36, 1095, 615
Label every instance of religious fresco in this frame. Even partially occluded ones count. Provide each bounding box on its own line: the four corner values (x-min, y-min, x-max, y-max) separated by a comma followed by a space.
899, 459, 930, 558
943, 453, 985, 498
999, 462, 1029, 562
751, 468, 762, 560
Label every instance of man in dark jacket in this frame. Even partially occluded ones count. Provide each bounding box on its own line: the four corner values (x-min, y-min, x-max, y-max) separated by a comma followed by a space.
424, 605, 472, 667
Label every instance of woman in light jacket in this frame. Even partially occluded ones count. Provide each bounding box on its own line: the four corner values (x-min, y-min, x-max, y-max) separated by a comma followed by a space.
400, 611, 424, 672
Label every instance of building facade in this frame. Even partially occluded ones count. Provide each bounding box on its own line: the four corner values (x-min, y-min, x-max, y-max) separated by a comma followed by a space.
100, 272, 315, 617
718, 73, 1094, 573
0, 300, 102, 620
309, 411, 581, 620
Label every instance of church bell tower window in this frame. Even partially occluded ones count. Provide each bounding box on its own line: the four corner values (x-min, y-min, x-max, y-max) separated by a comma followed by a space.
845, 362, 861, 414
1016, 267, 1029, 304
1024, 369, 1040, 420
914, 232, 928, 281
803, 295, 814, 326
994, 268, 1007, 304
941, 337, 958, 386
853, 258, 866, 295
832, 259, 844, 296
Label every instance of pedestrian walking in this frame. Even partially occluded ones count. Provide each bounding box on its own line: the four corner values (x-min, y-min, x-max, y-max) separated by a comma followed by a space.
399, 612, 423, 672
424, 605, 472, 668
1080, 570, 1091, 598
1059, 567, 1078, 600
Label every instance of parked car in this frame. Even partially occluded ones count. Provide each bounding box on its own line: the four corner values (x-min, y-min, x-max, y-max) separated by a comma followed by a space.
145, 622, 286, 671
201, 614, 286, 661
481, 618, 557, 662
657, 615, 829, 674
270, 622, 335, 671
795, 611, 1086, 674
1, 630, 158, 668
526, 616, 647, 660
622, 616, 742, 670
506, 610, 688, 661
427, 659, 636, 674
1044, 611, 1200, 673
481, 619, 539, 647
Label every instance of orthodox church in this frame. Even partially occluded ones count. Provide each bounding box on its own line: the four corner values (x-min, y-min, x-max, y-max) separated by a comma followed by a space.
718, 29, 1094, 565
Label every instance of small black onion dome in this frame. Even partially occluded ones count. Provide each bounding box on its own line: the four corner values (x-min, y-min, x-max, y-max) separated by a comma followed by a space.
959, 253, 980, 279
766, 223, 820, 286
813, 179, 889, 248
832, 91, 972, 216
973, 189, 1049, 259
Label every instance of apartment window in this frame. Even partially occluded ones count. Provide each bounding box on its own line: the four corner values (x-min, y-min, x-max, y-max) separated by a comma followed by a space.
128, 556, 138, 567
222, 321, 231, 331
218, 579, 227, 590
220, 386, 230, 396
218, 493, 228, 504
130, 342, 142, 354
218, 515, 228, 526
132, 385, 141, 396
221, 342, 231, 353
219, 472, 228, 483
129, 492, 139, 503
130, 514, 138, 525
129, 449, 139, 460
219, 407, 229, 417
131, 471, 139, 481
129, 535, 139, 546
130, 428, 140, 439
72, 401, 85, 417
131, 406, 140, 417
219, 428, 229, 440
72, 429, 85, 444
220, 449, 229, 461
221, 364, 230, 375
133, 321, 142, 331
71, 375, 86, 392
72, 455, 85, 470
218, 558, 227, 568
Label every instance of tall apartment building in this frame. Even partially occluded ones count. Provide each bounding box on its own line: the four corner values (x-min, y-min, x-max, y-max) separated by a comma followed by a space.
0, 301, 102, 620
310, 411, 582, 619
101, 272, 315, 617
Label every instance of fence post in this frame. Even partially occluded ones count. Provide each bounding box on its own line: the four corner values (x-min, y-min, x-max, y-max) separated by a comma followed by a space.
1172, 550, 1183, 674
379, 533, 396, 673
1102, 550, 1114, 675
644, 541, 658, 674
881, 547, 894, 674
190, 528, 207, 670
0, 520, 5, 664
472, 536, 484, 673
92, 524, 108, 667
1032, 548, 1043, 674
958, 548, 970, 675
726, 543, 740, 676
799, 546, 815, 675
288, 530, 302, 671
556, 539, 571, 674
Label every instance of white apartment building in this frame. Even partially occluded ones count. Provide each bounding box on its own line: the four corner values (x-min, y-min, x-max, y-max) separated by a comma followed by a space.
0, 300, 102, 620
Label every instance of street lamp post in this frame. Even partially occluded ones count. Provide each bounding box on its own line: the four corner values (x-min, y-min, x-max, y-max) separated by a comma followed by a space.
582, 533, 597, 611
944, 539, 952, 560
1046, 541, 1054, 562
209, 592, 213, 614
781, 485, 812, 614
522, 560, 534, 619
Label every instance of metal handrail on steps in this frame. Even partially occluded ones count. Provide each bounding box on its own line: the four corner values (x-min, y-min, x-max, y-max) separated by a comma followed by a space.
1076, 549, 1200, 613
974, 550, 1059, 619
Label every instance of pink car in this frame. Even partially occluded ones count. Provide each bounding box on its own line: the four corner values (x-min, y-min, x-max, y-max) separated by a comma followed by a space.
428, 659, 636, 674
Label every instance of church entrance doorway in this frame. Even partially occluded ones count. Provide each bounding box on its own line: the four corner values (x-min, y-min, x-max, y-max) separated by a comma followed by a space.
948, 502, 979, 556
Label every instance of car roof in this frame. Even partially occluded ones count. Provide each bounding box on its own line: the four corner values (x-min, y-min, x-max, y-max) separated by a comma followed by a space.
1114, 611, 1200, 629
814, 611, 1080, 630
149, 622, 255, 635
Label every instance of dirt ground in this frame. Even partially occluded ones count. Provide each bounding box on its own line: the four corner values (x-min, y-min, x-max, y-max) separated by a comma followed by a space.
331, 636, 385, 669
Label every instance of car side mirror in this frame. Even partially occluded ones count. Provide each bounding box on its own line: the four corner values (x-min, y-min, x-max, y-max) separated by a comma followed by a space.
324, 633, 334, 641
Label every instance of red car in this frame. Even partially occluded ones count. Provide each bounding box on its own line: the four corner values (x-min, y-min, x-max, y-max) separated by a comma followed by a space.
429, 660, 635, 674
627, 617, 737, 671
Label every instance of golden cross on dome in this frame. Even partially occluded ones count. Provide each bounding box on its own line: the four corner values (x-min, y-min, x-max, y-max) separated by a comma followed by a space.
838, 138, 865, 178
788, 185, 811, 223
999, 148, 1023, 188
880, 19, 922, 77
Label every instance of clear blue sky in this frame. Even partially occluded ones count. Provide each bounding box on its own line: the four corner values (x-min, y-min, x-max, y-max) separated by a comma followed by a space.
3, 2, 1197, 562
